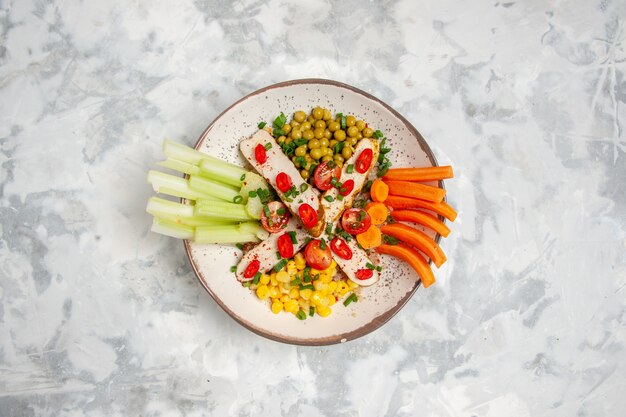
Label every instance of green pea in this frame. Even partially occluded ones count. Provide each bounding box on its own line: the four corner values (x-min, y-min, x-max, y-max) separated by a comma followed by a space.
292, 156, 300, 167
314, 128, 324, 139
329, 139, 338, 148
311, 148, 323, 160
325, 147, 334, 156
342, 146, 353, 159
283, 123, 292, 134
294, 111, 306, 123
277, 136, 286, 144
362, 127, 373, 138
319, 138, 329, 148
347, 137, 358, 146
314, 120, 326, 130
308, 139, 320, 149
285, 138, 293, 144
303, 130, 314, 140
346, 115, 356, 127
323, 129, 332, 140
295, 145, 307, 156
300, 121, 311, 131
347, 126, 359, 138
312, 107, 324, 120
356, 120, 366, 131
301, 169, 310, 179
334, 130, 346, 141
357, 132, 363, 140
307, 115, 316, 124
291, 120, 301, 129
321, 155, 333, 163
291, 129, 302, 140
323, 109, 332, 120
328, 121, 340, 132
333, 154, 344, 163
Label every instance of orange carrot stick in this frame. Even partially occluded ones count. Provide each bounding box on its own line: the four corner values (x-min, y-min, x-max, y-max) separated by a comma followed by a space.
356, 224, 382, 249
385, 180, 446, 203
377, 243, 435, 288
370, 179, 389, 202
383, 166, 454, 182
380, 223, 447, 267
390, 210, 451, 238
365, 202, 388, 225
385, 196, 457, 222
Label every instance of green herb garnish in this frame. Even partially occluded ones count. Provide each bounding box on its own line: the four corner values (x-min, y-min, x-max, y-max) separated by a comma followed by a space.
273, 259, 288, 272
324, 195, 334, 202
252, 272, 261, 285
287, 231, 297, 244
258, 121, 267, 129
346, 164, 354, 174
343, 293, 358, 306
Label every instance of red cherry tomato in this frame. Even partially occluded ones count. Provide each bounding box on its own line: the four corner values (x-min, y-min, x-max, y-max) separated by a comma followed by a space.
275, 172, 293, 193
255, 144, 267, 164
330, 237, 353, 260
313, 161, 342, 190
341, 208, 372, 235
298, 203, 318, 228
243, 259, 260, 279
277, 233, 294, 258
355, 148, 373, 173
356, 268, 374, 280
339, 179, 354, 196
260, 201, 290, 233
304, 239, 332, 270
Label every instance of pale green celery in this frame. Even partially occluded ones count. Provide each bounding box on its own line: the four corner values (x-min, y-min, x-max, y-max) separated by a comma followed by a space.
146, 197, 234, 227
148, 171, 220, 200
195, 224, 259, 244
194, 200, 253, 221
198, 159, 248, 188
151, 217, 195, 240
188, 175, 240, 202
239, 221, 270, 240
158, 158, 202, 176
238, 172, 269, 201
245, 196, 263, 220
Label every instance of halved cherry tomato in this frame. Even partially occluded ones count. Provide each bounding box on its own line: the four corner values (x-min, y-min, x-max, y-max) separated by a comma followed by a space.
304, 239, 332, 270
355, 148, 373, 173
275, 172, 292, 193
356, 268, 374, 280
298, 203, 317, 228
255, 144, 267, 164
313, 161, 342, 190
277, 233, 294, 258
330, 237, 353, 260
243, 259, 260, 278
339, 179, 354, 196
261, 201, 290, 233
341, 208, 372, 235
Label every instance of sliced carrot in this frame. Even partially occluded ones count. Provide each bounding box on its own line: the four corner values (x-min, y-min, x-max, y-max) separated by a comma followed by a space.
385, 180, 446, 203
377, 243, 435, 288
365, 202, 388, 225
370, 179, 389, 202
391, 210, 450, 238
356, 225, 382, 249
385, 196, 457, 222
383, 166, 454, 182
380, 223, 446, 267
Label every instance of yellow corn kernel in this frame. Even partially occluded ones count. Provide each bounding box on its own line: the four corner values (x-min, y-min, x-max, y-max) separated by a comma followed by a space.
310, 268, 321, 276
287, 260, 297, 270
337, 281, 348, 293
271, 300, 283, 314
284, 299, 299, 313
294, 252, 305, 264
320, 273, 333, 284
280, 295, 291, 303
327, 295, 336, 306
276, 270, 290, 283
313, 280, 325, 291
311, 291, 323, 305
260, 274, 270, 285
287, 265, 298, 275
317, 306, 332, 317
299, 288, 313, 300
256, 284, 270, 299
298, 299, 309, 309
289, 288, 300, 299
270, 274, 279, 286
348, 280, 359, 289
328, 281, 338, 293
317, 294, 330, 307
330, 260, 337, 269
282, 282, 293, 291
269, 286, 280, 299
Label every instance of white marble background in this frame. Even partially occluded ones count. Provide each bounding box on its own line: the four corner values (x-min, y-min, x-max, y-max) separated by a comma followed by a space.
1, 0, 625, 416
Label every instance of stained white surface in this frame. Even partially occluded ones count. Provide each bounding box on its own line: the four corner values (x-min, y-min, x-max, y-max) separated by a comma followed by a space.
1, 0, 625, 416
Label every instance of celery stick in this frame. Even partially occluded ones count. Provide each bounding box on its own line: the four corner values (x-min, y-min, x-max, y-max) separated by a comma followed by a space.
239, 221, 270, 240
188, 175, 240, 202
195, 225, 259, 244
151, 217, 195, 240
158, 158, 202, 176
146, 197, 234, 227
198, 159, 248, 188
148, 171, 214, 200
194, 200, 253, 221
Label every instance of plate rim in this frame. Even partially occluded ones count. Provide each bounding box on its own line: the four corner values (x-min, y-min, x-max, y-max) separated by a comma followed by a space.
183, 78, 443, 346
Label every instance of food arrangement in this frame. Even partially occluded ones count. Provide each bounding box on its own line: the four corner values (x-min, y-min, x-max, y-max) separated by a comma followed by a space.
146, 106, 457, 320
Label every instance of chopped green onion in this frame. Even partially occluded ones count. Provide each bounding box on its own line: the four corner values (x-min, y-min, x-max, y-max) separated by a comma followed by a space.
252, 272, 261, 285
382, 234, 399, 245
333, 141, 346, 154
372, 130, 384, 139
277, 207, 286, 215
330, 177, 338, 186
233, 195, 243, 204
339, 187, 347, 193
273, 259, 288, 272
376, 265, 382, 272
291, 277, 302, 286
248, 190, 257, 198
287, 231, 297, 244
242, 281, 251, 287
300, 183, 308, 192
263, 204, 271, 218
309, 306, 315, 317
273, 128, 285, 137
230, 266, 237, 273
324, 195, 334, 202
337, 194, 344, 201
325, 223, 333, 236
236, 243, 244, 250
358, 210, 366, 221
264, 142, 272, 150
363, 180, 373, 192
294, 138, 308, 146
339, 114, 347, 130
366, 262, 375, 270
312, 274, 320, 281
276, 251, 282, 260
240, 174, 246, 181
319, 238, 326, 250
377, 165, 390, 177
346, 164, 354, 174
343, 293, 358, 306
258, 121, 267, 129
296, 310, 307, 320
273, 112, 287, 129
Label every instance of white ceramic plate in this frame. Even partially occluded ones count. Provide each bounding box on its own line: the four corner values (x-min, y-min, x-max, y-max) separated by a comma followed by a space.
184, 79, 443, 345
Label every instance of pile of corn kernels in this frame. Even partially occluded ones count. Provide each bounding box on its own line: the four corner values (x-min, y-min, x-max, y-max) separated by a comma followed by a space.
248, 253, 358, 318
